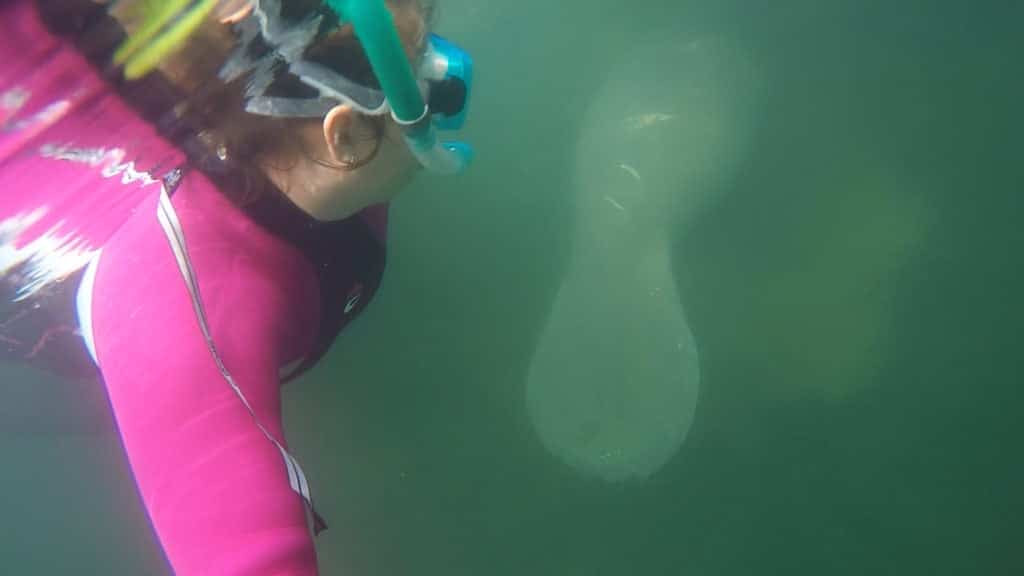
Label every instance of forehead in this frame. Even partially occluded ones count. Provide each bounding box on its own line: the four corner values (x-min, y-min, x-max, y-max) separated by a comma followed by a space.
389, 2, 430, 59
329, 2, 427, 62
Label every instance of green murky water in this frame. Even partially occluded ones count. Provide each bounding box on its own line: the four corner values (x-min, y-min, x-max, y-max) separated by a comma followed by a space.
3, 0, 1022, 573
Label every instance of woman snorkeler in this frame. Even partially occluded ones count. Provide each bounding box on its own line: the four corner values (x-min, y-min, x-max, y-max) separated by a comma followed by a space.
0, 0, 472, 573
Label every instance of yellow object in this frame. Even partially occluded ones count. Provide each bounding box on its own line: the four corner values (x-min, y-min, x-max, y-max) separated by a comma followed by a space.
114, 0, 219, 80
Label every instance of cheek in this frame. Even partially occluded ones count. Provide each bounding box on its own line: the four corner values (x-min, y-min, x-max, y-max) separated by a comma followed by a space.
352, 135, 418, 207
382, 158, 419, 199
378, 132, 419, 185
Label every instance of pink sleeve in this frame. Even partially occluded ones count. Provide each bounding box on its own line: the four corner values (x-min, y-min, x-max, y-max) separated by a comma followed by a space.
90, 194, 320, 575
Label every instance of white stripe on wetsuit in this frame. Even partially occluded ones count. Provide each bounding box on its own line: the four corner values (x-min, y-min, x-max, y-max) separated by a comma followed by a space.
155, 187, 325, 535
76, 250, 102, 366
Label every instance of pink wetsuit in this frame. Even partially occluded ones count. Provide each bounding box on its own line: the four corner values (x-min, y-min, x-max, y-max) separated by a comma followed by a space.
0, 2, 388, 573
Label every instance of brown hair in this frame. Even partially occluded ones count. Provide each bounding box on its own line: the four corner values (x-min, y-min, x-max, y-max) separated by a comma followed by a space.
119, 0, 434, 205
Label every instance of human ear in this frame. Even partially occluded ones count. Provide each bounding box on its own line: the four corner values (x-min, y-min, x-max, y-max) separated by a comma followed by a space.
322, 104, 360, 166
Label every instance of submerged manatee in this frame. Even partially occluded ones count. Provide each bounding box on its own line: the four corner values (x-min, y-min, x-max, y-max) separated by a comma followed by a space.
526, 37, 762, 482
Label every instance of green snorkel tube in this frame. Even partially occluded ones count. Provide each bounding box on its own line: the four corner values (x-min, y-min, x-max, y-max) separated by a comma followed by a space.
324, 0, 473, 174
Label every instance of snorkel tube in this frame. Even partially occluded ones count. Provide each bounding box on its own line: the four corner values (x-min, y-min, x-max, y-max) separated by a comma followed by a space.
325, 0, 473, 174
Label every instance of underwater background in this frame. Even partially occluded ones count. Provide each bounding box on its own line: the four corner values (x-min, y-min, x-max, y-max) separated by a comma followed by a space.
2, 0, 1022, 573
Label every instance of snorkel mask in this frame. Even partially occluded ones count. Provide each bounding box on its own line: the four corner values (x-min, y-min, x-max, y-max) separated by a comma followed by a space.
115, 0, 474, 174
